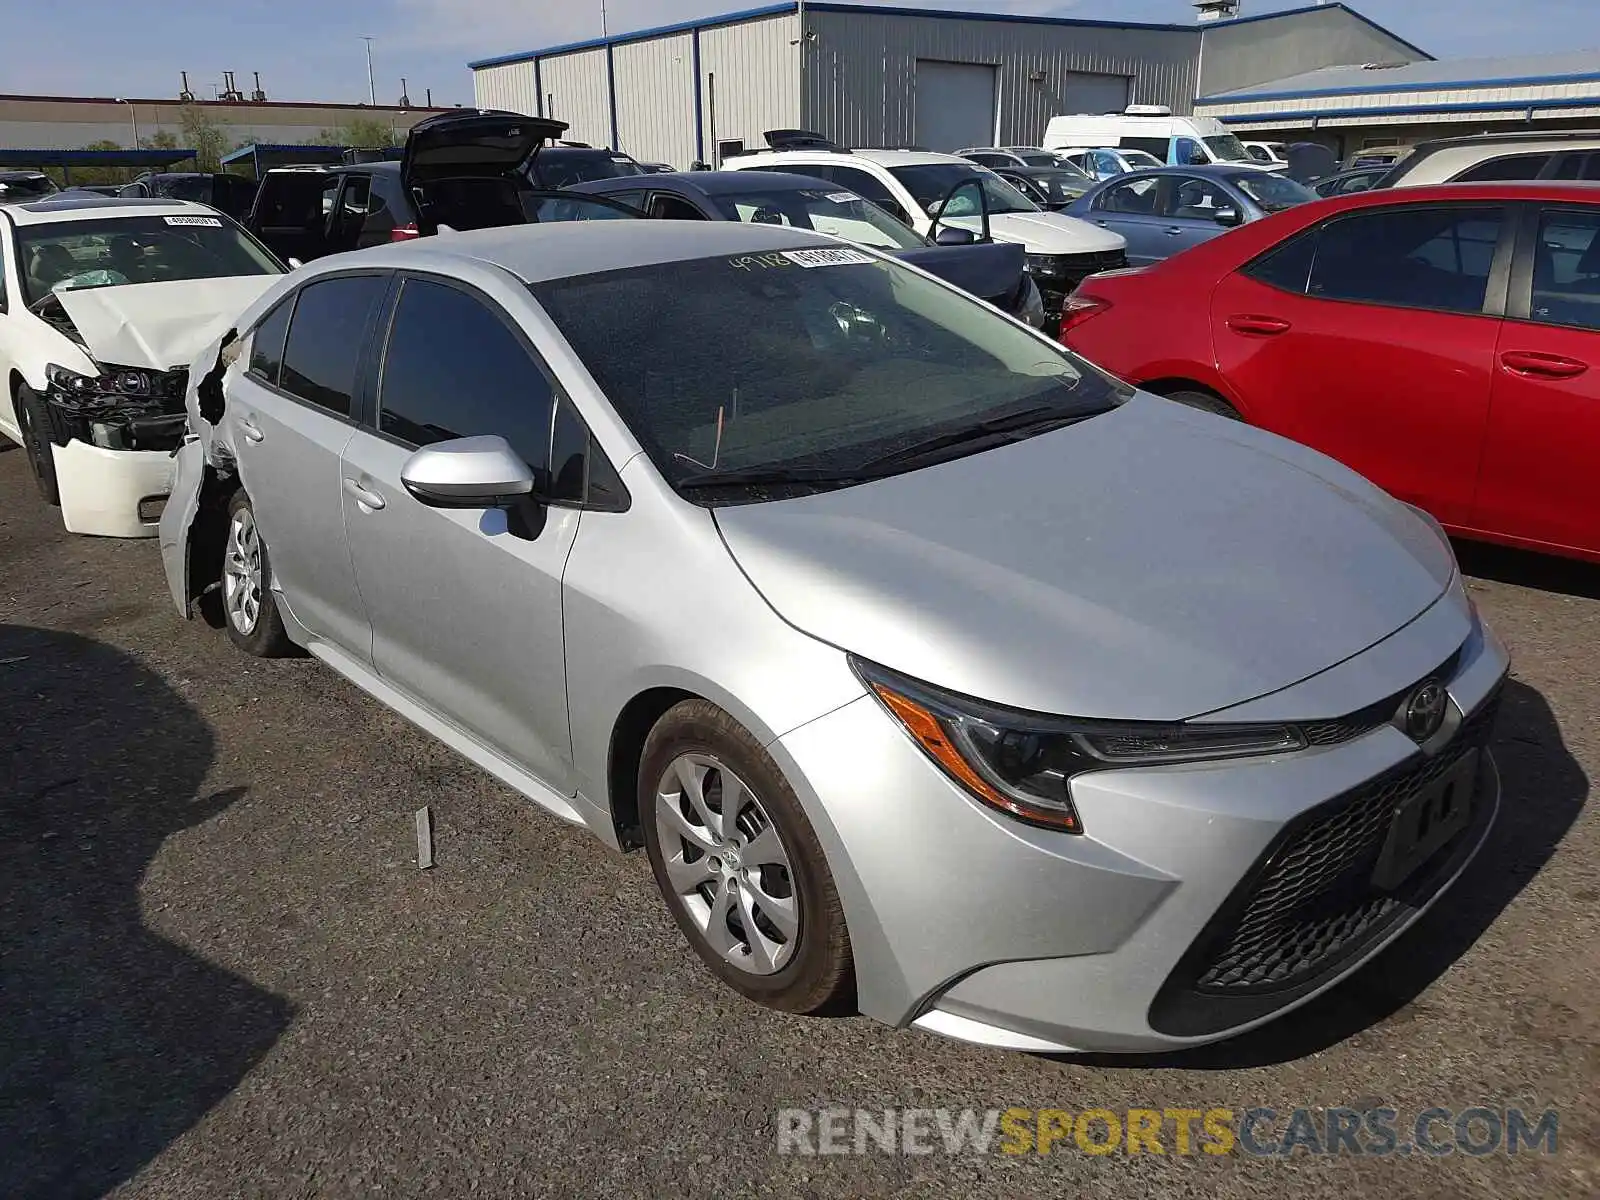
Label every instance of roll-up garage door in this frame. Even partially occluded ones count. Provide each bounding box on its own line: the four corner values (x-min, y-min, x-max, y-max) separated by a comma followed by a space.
914, 61, 997, 152
1059, 72, 1131, 116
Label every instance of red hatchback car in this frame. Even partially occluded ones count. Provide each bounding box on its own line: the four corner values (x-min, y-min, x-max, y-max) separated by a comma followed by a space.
1062, 182, 1600, 563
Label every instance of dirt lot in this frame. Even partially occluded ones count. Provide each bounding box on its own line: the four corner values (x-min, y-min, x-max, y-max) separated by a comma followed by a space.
0, 444, 1595, 1199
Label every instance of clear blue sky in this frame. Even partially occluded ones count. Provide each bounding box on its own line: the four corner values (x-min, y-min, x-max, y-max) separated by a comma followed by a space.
4, 1, 1598, 107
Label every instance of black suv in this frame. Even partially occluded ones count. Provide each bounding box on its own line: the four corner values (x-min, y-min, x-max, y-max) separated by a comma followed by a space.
246, 111, 648, 263
118, 172, 259, 219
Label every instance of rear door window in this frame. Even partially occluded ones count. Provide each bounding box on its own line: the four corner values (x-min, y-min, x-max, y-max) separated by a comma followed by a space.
1453, 153, 1551, 183
278, 274, 387, 416
1307, 206, 1506, 315
826, 166, 909, 223
1529, 207, 1600, 331
648, 193, 707, 220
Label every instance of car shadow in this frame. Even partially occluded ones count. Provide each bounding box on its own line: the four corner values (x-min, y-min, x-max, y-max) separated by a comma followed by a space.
0, 624, 293, 1199
1453, 539, 1600, 600
1052, 677, 1586, 1070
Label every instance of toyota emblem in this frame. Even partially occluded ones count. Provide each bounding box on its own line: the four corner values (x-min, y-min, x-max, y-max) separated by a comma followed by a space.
1403, 680, 1448, 742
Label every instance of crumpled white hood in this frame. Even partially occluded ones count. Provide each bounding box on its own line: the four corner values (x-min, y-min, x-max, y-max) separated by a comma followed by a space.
54, 276, 280, 371
946, 209, 1127, 254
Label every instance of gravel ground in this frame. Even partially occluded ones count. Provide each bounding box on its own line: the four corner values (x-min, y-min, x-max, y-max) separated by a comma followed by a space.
0, 444, 1594, 1199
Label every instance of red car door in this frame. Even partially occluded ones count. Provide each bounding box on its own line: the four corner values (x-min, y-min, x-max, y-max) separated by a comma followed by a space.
1210, 203, 1510, 527
1474, 204, 1600, 557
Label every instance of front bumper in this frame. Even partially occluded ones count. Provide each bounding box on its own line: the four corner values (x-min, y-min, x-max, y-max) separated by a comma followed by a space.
772, 601, 1509, 1053
1026, 249, 1128, 317
54, 440, 177, 539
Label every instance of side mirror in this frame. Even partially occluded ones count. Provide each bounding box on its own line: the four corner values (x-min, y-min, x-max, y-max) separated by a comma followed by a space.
400, 435, 536, 508
933, 225, 976, 246
1213, 207, 1244, 228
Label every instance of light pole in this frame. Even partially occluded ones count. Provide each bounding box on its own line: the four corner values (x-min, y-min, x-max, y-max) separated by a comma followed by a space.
600, 0, 608, 36
361, 37, 377, 106
116, 97, 139, 147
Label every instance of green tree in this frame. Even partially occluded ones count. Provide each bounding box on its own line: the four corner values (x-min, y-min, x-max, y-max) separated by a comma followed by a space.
138, 129, 180, 151
178, 103, 232, 172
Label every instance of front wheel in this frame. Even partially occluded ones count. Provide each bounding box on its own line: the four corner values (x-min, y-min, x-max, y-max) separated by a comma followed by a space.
222, 489, 294, 657
14, 384, 60, 505
641, 700, 854, 1015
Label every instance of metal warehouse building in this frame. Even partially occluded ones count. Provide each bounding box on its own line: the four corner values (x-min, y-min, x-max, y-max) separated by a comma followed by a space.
469, 1, 1428, 168
1195, 51, 1600, 154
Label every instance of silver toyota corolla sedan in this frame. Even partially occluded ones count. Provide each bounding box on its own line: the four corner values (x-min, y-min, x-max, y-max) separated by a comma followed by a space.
161, 221, 1508, 1054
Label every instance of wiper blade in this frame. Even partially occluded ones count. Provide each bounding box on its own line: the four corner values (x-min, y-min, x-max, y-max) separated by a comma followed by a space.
676, 465, 880, 491
856, 404, 1081, 472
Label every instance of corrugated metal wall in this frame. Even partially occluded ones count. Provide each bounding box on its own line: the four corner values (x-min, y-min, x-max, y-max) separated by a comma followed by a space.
473, 61, 542, 116
700, 13, 801, 161
541, 48, 614, 148
1198, 9, 1427, 99
802, 11, 1198, 149
614, 32, 700, 168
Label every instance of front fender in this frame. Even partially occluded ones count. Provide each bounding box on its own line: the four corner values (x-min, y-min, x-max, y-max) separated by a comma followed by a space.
157, 437, 207, 618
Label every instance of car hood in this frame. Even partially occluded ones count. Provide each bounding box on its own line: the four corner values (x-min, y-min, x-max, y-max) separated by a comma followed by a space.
889, 240, 1024, 305
713, 395, 1455, 721
944, 209, 1126, 254
53, 276, 280, 370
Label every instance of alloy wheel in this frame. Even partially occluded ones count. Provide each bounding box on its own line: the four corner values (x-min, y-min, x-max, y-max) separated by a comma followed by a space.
653, 753, 801, 976
223, 507, 263, 635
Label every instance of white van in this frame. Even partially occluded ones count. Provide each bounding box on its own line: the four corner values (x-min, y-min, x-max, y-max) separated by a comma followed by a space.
1042, 106, 1274, 170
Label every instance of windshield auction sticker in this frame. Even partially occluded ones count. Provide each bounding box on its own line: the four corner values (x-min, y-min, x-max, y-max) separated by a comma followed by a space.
164, 215, 224, 227
781, 247, 876, 268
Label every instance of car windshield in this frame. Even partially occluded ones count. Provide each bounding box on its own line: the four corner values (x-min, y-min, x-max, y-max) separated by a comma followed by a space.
1022, 170, 1090, 203
1233, 172, 1317, 212
16, 214, 284, 306
530, 248, 1123, 499
887, 164, 1039, 215
152, 175, 214, 202
1120, 150, 1164, 169
530, 152, 645, 188
1204, 134, 1254, 164
710, 187, 924, 250
1, 174, 59, 198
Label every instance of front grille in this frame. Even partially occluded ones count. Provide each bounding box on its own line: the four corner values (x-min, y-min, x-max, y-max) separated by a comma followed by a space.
1029, 249, 1127, 289
1301, 646, 1464, 748
1149, 687, 1501, 1037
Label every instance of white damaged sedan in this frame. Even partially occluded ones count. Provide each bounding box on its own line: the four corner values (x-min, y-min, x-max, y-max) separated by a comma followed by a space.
0, 194, 283, 536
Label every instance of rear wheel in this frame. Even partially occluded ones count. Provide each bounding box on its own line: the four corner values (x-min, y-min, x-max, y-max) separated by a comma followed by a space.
641, 700, 854, 1015
1162, 388, 1242, 421
14, 384, 60, 505
222, 489, 294, 657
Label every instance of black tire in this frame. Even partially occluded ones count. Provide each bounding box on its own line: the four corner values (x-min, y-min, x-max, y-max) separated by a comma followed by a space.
1163, 388, 1243, 421
221, 489, 295, 657
14, 384, 61, 505
641, 700, 854, 1015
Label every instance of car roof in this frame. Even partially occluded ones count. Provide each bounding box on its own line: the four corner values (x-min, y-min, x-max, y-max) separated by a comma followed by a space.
734, 148, 969, 169
1322, 180, 1600, 208
993, 164, 1076, 177
1099, 165, 1256, 181
321, 219, 839, 284
580, 169, 835, 196
1, 195, 223, 225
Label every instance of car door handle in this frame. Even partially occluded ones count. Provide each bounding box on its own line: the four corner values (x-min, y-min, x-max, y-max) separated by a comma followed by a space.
1500, 350, 1589, 380
1226, 314, 1292, 336
342, 477, 386, 510
237, 417, 264, 443
1166, 226, 1185, 236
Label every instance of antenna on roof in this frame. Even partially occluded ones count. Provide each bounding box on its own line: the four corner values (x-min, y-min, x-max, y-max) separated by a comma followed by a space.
252, 71, 267, 102
179, 70, 196, 102
399, 77, 412, 107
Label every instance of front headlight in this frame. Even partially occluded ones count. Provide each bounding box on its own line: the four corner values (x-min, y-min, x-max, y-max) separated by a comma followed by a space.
854, 658, 1305, 834
46, 362, 153, 398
